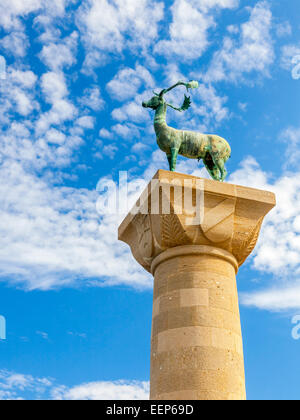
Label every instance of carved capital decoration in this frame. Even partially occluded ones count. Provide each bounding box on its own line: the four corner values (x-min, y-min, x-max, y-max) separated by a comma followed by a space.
119, 170, 276, 273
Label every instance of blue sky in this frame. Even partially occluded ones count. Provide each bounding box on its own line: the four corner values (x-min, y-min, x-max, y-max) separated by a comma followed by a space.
0, 0, 300, 400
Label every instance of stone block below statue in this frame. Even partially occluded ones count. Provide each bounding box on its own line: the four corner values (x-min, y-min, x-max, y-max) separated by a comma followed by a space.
118, 170, 276, 400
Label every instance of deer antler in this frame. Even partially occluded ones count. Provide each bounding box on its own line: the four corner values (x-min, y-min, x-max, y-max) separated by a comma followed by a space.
160, 80, 199, 97
167, 95, 192, 113
161, 81, 198, 112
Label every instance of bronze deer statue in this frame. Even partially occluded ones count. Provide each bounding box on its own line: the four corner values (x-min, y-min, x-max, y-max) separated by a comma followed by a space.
142, 81, 231, 182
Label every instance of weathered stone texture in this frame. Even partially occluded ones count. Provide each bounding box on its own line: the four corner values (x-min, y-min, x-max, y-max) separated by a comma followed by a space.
119, 170, 276, 400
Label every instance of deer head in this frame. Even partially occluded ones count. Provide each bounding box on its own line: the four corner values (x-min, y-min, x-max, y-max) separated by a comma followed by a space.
142, 88, 167, 110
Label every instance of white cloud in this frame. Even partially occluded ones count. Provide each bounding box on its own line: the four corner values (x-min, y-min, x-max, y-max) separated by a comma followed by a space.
131, 142, 150, 154
2, 122, 81, 173
35, 101, 77, 135
35, 20, 62, 44
43, 0, 69, 18
0, 58, 153, 293
0, 65, 153, 293
275, 22, 292, 38
76, 116, 95, 129
37, 71, 77, 134
112, 99, 149, 124
281, 44, 300, 72
280, 127, 300, 169
107, 74, 155, 126
195, 0, 239, 11
0, 0, 295, 306
204, 1, 274, 83
36, 331, 49, 340
228, 156, 269, 188
0, 370, 149, 400
238, 102, 247, 112
99, 128, 113, 139
46, 128, 66, 145
0, 0, 41, 30
53, 380, 149, 400
103, 144, 118, 160
39, 32, 78, 71
0, 370, 53, 400
107, 65, 154, 102
154, 0, 213, 60
80, 50, 108, 76
14, 90, 34, 115
0, 0, 69, 30
10, 68, 37, 88
241, 285, 300, 312
41, 71, 68, 104
154, 0, 239, 60
0, 159, 151, 290
0, 67, 38, 121
79, 87, 104, 111
0, 31, 29, 57
228, 157, 300, 312
76, 0, 164, 63
112, 123, 141, 139
193, 83, 229, 124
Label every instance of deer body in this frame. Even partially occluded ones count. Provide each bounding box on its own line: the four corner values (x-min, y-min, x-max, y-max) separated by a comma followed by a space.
154, 102, 230, 161
143, 84, 231, 182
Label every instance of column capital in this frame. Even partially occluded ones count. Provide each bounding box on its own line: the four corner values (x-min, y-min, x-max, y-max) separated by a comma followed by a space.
118, 170, 276, 273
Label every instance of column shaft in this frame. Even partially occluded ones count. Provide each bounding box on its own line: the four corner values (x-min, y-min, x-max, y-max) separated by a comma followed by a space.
150, 245, 246, 400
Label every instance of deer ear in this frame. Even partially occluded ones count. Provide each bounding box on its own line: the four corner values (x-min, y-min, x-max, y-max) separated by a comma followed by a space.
153, 91, 159, 97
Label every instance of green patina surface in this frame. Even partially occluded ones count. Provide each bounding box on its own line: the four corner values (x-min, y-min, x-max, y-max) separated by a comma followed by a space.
142, 81, 231, 182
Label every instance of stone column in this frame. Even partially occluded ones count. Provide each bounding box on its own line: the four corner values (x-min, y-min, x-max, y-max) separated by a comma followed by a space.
118, 170, 276, 401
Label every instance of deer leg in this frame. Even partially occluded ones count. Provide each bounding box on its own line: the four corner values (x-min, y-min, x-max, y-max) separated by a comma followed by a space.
212, 155, 227, 182
170, 148, 179, 172
203, 152, 220, 181
205, 163, 220, 181
167, 154, 172, 171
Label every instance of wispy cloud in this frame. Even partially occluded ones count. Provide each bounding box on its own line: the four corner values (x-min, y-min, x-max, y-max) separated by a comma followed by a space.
36, 331, 49, 341
0, 370, 149, 400
0, 160, 151, 290
229, 157, 300, 312
204, 1, 274, 83
0, 0, 293, 296
241, 284, 300, 312
39, 31, 78, 71
154, 0, 239, 60
0, 370, 53, 400
53, 380, 149, 400
76, 0, 164, 67
107, 65, 155, 102
0, 31, 29, 57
